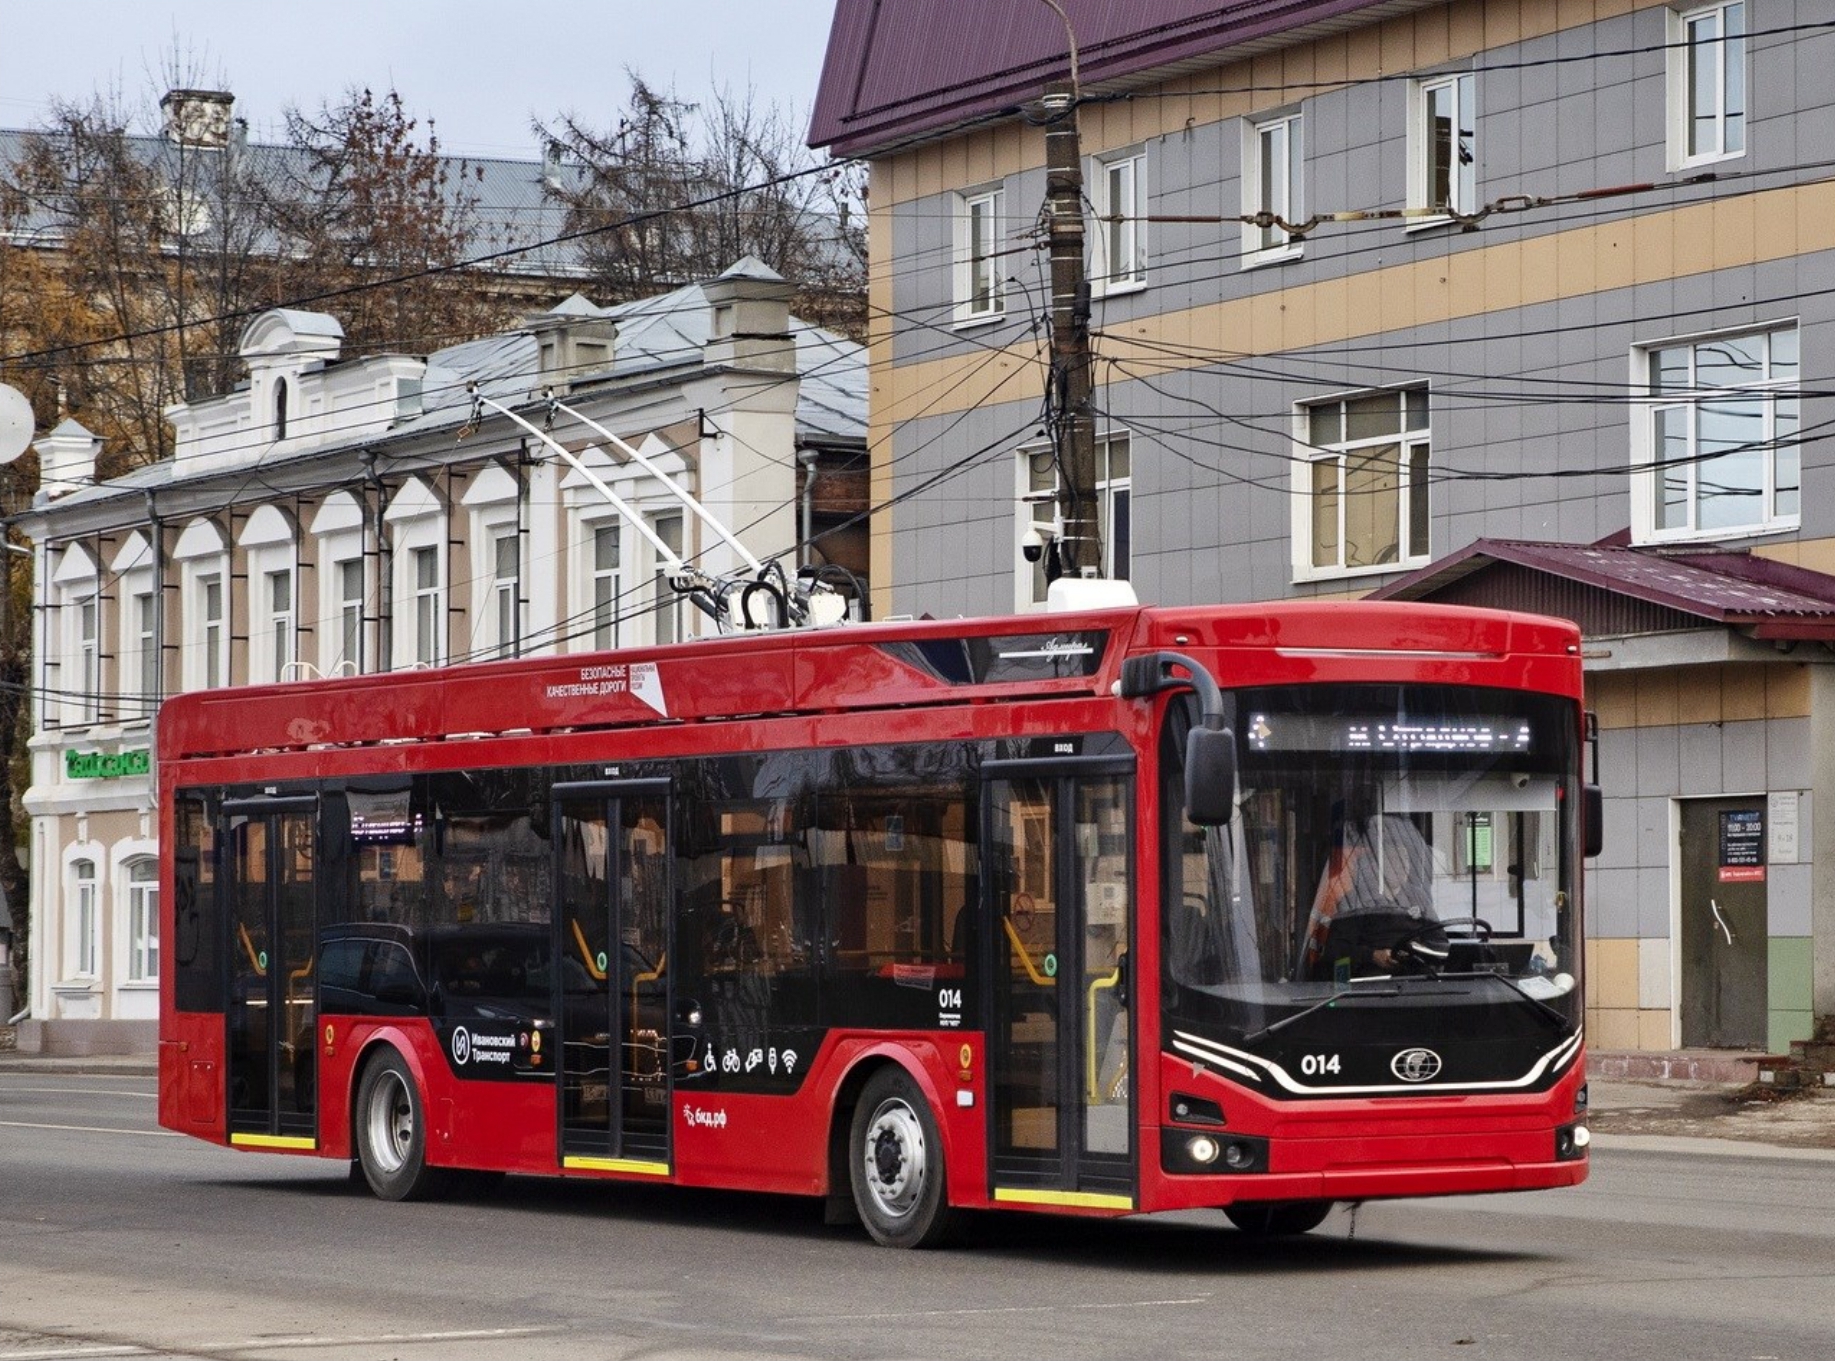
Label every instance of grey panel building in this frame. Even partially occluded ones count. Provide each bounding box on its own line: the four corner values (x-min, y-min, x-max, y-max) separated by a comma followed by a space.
810, 0, 1835, 1056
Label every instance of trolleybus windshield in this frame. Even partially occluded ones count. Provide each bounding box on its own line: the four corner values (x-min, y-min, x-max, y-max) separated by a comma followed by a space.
1163, 683, 1582, 1066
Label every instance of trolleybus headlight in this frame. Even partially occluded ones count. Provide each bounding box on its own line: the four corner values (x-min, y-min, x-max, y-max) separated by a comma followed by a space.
1555, 1122, 1590, 1161
1187, 1135, 1221, 1165
1222, 1141, 1257, 1170
1574, 1082, 1589, 1113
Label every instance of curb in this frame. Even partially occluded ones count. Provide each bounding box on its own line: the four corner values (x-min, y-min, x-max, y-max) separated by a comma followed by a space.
0, 1057, 157, 1077
1589, 1132, 1835, 1162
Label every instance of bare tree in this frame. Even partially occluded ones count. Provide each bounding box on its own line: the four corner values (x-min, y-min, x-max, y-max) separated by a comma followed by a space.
538, 73, 866, 337
267, 87, 511, 358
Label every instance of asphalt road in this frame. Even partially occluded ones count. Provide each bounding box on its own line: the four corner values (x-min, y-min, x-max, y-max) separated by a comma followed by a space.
2, 1068, 1832, 1360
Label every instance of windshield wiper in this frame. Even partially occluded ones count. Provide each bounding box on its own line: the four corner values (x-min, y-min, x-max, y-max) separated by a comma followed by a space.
1438, 970, 1573, 1032
1244, 980, 1400, 1045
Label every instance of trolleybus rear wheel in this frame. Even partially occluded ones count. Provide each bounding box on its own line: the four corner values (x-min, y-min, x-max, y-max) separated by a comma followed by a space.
849, 1067, 956, 1248
1224, 1199, 1334, 1236
354, 1048, 447, 1201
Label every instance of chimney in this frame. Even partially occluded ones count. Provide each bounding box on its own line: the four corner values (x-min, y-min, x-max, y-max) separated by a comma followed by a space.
160, 89, 236, 149
542, 140, 566, 193
702, 257, 795, 374
521, 295, 616, 394
34, 418, 103, 501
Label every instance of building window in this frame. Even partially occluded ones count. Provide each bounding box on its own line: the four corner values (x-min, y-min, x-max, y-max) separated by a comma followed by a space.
1638, 324, 1798, 539
274, 377, 289, 440
592, 524, 621, 650
1409, 73, 1476, 218
1242, 113, 1303, 262
73, 858, 98, 979
954, 186, 1005, 323
201, 575, 223, 687
337, 558, 364, 673
1301, 389, 1431, 575
77, 594, 101, 723
1669, 3, 1746, 167
1016, 435, 1132, 607
651, 512, 684, 645
133, 590, 157, 701
1091, 151, 1146, 291
492, 532, 520, 658
266, 568, 294, 681
413, 546, 441, 666
127, 859, 158, 983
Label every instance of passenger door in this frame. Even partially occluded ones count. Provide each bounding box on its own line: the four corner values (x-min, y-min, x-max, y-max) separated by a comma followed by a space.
984, 760, 1134, 1209
223, 797, 319, 1149
554, 781, 674, 1173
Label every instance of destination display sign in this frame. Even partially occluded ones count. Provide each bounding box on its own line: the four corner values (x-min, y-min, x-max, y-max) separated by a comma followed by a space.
1245, 713, 1533, 754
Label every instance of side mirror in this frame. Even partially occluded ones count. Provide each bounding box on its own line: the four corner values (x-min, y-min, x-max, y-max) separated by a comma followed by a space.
1185, 726, 1237, 826
1583, 783, 1604, 860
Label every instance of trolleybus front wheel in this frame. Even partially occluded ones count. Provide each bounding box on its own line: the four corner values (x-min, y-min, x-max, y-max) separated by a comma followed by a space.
848, 1067, 956, 1248
1224, 1199, 1334, 1236
354, 1048, 447, 1201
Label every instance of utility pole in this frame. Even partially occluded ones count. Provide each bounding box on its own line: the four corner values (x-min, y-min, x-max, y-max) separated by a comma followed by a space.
1040, 82, 1103, 581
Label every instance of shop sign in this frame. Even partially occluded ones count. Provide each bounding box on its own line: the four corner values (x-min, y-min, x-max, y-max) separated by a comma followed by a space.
66, 748, 150, 780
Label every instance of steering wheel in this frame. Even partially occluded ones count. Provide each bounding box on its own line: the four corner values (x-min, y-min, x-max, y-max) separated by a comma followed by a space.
1388, 916, 1492, 972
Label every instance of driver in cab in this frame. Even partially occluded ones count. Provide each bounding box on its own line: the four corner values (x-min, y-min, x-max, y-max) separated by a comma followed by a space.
1302, 805, 1448, 982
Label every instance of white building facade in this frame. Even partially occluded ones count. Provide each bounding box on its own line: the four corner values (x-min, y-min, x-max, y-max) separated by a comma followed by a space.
14, 260, 866, 1053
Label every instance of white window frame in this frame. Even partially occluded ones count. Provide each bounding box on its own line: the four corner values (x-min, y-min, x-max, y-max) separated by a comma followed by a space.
412, 545, 443, 667
75, 592, 101, 724
1090, 149, 1147, 294
490, 530, 521, 659
953, 185, 1006, 325
334, 557, 365, 675
649, 511, 686, 646
310, 493, 368, 677
109, 535, 156, 716
174, 519, 231, 693
1406, 72, 1477, 222
1630, 322, 1799, 543
125, 857, 158, 984
1292, 387, 1433, 581
386, 478, 446, 671
1241, 112, 1304, 266
1667, 2, 1747, 170
587, 519, 623, 652
70, 856, 99, 981
264, 566, 295, 682
1014, 434, 1133, 610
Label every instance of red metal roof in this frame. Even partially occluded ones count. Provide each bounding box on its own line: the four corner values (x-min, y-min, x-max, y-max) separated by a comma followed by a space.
809, 0, 1409, 156
1373, 539, 1835, 641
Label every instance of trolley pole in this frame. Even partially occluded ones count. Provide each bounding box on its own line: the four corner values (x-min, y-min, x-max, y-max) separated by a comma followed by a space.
1041, 82, 1103, 580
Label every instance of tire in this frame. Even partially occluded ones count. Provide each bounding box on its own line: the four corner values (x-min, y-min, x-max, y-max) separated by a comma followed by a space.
1224, 1199, 1334, 1236
353, 1048, 447, 1202
848, 1067, 956, 1248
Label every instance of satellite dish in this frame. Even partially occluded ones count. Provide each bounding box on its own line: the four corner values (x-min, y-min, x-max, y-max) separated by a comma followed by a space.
0, 384, 33, 465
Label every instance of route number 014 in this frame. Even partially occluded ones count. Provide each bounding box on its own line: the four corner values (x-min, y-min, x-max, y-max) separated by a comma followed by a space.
1300, 1053, 1341, 1075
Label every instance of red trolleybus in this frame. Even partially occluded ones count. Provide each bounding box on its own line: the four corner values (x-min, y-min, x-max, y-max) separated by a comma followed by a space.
158, 601, 1596, 1247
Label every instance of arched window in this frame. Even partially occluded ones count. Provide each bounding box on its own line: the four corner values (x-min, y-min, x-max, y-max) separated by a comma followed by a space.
274, 378, 289, 440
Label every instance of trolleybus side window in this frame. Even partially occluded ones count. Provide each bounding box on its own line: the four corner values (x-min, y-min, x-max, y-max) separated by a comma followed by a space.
173, 793, 219, 1013
816, 742, 980, 1030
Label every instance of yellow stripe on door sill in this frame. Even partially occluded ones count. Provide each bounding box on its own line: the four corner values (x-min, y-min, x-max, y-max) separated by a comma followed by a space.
993, 1187, 1133, 1210
562, 1156, 671, 1177
229, 1133, 317, 1151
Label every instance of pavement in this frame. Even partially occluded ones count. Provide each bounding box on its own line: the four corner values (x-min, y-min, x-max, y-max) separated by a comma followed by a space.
4, 1049, 1833, 1157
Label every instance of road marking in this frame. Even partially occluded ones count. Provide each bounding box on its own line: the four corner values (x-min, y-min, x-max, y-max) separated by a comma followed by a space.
0, 1327, 555, 1360
0, 1119, 179, 1139
783, 1296, 1211, 1324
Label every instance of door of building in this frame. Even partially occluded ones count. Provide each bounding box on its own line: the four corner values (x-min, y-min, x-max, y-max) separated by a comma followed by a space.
223, 798, 319, 1147
984, 760, 1134, 1209
1679, 798, 1769, 1049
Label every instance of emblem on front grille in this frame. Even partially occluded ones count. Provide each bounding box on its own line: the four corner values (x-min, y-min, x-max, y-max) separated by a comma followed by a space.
1391, 1047, 1442, 1082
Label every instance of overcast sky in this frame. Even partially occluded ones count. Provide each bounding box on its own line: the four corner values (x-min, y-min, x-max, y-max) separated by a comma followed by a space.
0, 1, 841, 157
